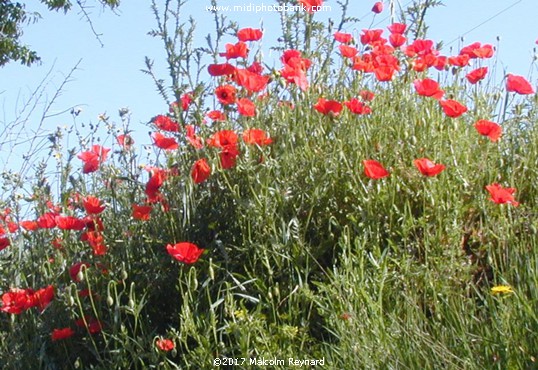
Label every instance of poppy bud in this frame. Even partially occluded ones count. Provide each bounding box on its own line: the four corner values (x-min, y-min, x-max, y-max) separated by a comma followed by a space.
372, 1, 383, 14
107, 296, 114, 306
273, 285, 280, 299
209, 260, 215, 281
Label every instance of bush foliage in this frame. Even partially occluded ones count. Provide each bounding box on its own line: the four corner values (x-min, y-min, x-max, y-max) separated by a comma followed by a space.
0, 0, 537, 369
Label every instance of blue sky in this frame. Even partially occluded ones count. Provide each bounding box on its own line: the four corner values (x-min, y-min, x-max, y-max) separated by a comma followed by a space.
0, 0, 536, 175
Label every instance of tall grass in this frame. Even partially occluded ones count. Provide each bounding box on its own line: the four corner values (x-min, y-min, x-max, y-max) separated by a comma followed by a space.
0, 0, 536, 369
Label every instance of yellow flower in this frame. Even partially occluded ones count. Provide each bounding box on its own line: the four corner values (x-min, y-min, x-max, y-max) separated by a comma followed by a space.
491, 285, 514, 295
233, 309, 247, 321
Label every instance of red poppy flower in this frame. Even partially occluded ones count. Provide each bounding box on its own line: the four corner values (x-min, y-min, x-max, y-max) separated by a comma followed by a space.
181, 92, 193, 109
351, 57, 373, 72
37, 212, 58, 229
448, 54, 470, 67
1, 288, 35, 314
6, 221, 17, 233
411, 58, 428, 74
32, 285, 55, 311
280, 64, 309, 91
51, 237, 63, 250
297, 0, 323, 13
247, 61, 264, 75
466, 67, 488, 84
372, 1, 383, 14
363, 160, 390, 179
459, 42, 494, 59
145, 168, 167, 199
234, 68, 269, 92
207, 130, 238, 148
83, 196, 106, 215
169, 93, 193, 113
485, 183, 519, 206
70, 262, 90, 282
474, 120, 502, 142
146, 192, 164, 206
236, 98, 256, 117
439, 99, 467, 118
0, 207, 12, 220
55, 216, 86, 231
156, 338, 175, 351
191, 159, 211, 184
219, 145, 240, 169
411, 54, 435, 70
359, 90, 375, 101
77, 288, 91, 298
243, 129, 273, 146
360, 29, 384, 45
132, 204, 152, 221
334, 31, 353, 43
77, 145, 110, 174
76, 151, 99, 174
433, 56, 448, 71
237, 28, 263, 42
52, 327, 75, 341
413, 158, 445, 177
76, 317, 103, 334
281, 49, 300, 63
208, 63, 236, 77
206, 110, 227, 122
20, 220, 39, 231
389, 33, 406, 47
339, 44, 358, 58
219, 41, 248, 59
281, 50, 312, 70
506, 74, 535, 95
166, 242, 205, 264
280, 50, 311, 91
152, 115, 179, 132
374, 65, 397, 82
83, 216, 104, 232
152, 132, 179, 150
117, 134, 134, 149
215, 85, 237, 105
83, 231, 107, 256
83, 214, 103, 230
474, 45, 494, 58
404, 39, 436, 58
414, 78, 444, 100
314, 98, 343, 117
387, 23, 406, 34
0, 237, 9, 251
77, 288, 90, 298
186, 125, 204, 149
372, 42, 395, 54
344, 98, 372, 115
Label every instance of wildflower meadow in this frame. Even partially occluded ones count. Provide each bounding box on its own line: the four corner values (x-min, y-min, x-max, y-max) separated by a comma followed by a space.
0, 0, 537, 368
